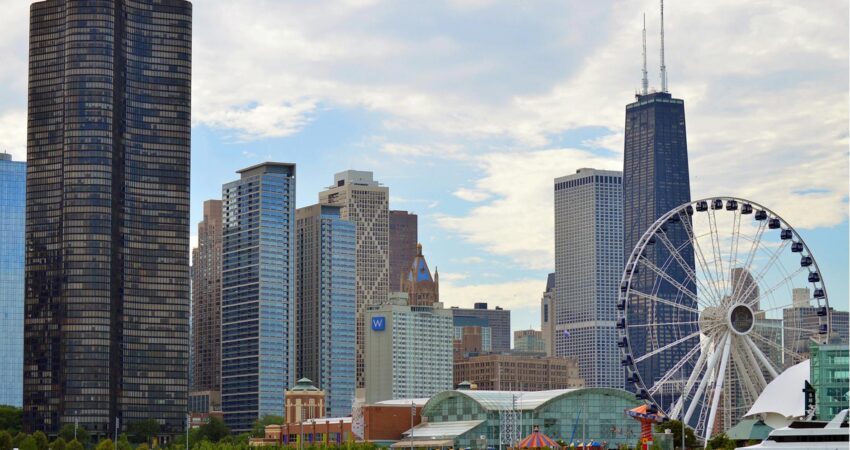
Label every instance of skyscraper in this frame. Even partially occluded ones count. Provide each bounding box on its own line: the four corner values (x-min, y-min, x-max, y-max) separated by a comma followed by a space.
540, 273, 555, 356
389, 211, 418, 291
222, 163, 296, 432
554, 168, 623, 387
623, 86, 696, 402
24, 0, 192, 436
0, 153, 25, 407
450, 303, 511, 352
191, 200, 223, 409
319, 170, 389, 388
295, 204, 356, 418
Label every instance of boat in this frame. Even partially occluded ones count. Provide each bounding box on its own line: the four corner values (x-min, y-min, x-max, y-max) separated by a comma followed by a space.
737, 409, 848, 450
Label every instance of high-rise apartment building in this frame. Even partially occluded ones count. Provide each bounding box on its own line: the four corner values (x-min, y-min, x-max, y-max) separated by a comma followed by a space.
0, 154, 25, 407
554, 169, 623, 387
623, 89, 695, 402
399, 244, 439, 306
450, 303, 511, 352
295, 204, 357, 418
191, 200, 223, 408
389, 211, 417, 291
513, 329, 546, 354
540, 273, 555, 357
222, 163, 296, 432
364, 295, 453, 403
319, 170, 389, 388
783, 288, 848, 367
24, 0, 192, 436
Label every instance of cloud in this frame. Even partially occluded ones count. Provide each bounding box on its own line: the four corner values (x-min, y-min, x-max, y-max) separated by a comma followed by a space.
453, 187, 491, 202
0, 110, 26, 160
436, 148, 619, 270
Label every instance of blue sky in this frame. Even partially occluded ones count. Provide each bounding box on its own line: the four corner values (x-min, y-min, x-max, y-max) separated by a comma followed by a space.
0, 0, 847, 333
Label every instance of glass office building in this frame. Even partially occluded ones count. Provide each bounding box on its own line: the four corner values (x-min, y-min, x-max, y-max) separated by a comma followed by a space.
25, 0, 191, 436
623, 91, 696, 408
222, 163, 296, 432
809, 343, 849, 420
295, 204, 356, 418
0, 154, 25, 407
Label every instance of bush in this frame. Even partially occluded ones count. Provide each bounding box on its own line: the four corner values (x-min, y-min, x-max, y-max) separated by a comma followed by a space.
95, 439, 115, 450
0, 431, 12, 450
32, 432, 49, 450
117, 435, 132, 450
66, 440, 84, 450
136, 444, 149, 450
50, 438, 67, 450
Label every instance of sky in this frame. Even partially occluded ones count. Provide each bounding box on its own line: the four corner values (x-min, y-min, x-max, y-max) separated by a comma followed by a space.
0, 0, 847, 334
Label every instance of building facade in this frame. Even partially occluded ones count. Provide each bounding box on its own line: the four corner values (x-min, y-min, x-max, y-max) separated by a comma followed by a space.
453, 354, 584, 391
364, 296, 453, 403
540, 273, 555, 357
320, 170, 389, 389
554, 169, 623, 388
513, 330, 546, 354
450, 303, 511, 352
191, 200, 223, 406
295, 204, 357, 418
222, 163, 296, 432
399, 244, 439, 306
24, 0, 192, 436
0, 154, 25, 407
809, 343, 849, 420
623, 91, 696, 403
784, 294, 849, 367
389, 211, 417, 292
454, 323, 492, 359
284, 379, 326, 424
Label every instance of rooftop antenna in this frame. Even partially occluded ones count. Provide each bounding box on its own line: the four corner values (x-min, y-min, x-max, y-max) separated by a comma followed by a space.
641, 13, 648, 95
659, 0, 668, 93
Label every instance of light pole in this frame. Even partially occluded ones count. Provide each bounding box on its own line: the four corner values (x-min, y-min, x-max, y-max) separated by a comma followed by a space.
410, 402, 415, 450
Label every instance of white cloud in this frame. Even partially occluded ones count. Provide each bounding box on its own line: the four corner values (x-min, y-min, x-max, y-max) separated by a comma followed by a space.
453, 187, 491, 202
0, 110, 26, 160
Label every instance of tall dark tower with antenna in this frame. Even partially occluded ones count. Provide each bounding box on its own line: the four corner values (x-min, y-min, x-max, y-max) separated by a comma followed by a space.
622, 0, 697, 410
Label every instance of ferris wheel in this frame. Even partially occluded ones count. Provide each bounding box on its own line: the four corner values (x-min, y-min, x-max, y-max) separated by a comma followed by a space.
617, 197, 831, 440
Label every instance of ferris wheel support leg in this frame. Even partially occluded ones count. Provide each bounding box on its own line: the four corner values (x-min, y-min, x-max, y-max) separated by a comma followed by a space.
670, 345, 709, 419
684, 333, 728, 425
744, 335, 779, 379
740, 337, 768, 389
704, 335, 732, 445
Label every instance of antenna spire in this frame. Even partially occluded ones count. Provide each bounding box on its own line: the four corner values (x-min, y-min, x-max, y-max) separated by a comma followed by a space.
641, 13, 648, 95
660, 0, 668, 93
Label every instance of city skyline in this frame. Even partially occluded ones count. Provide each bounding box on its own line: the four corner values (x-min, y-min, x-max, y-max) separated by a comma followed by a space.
0, 0, 846, 334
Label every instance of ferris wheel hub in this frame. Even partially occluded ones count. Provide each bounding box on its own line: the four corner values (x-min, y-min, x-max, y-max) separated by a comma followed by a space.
727, 303, 755, 335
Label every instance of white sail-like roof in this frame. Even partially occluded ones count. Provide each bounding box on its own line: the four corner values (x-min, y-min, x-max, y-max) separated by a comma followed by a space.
745, 360, 810, 422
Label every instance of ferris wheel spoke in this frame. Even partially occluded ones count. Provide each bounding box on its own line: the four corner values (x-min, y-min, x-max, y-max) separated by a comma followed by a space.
670, 343, 710, 419
735, 215, 768, 294
637, 257, 701, 307
678, 210, 726, 305
634, 330, 701, 364
728, 210, 743, 299
740, 335, 768, 390
735, 238, 791, 306
705, 334, 733, 442
749, 331, 803, 361
630, 290, 700, 315
707, 209, 729, 299
655, 229, 719, 308
744, 335, 780, 379
745, 265, 806, 309
731, 340, 761, 407
648, 341, 702, 396
683, 333, 729, 425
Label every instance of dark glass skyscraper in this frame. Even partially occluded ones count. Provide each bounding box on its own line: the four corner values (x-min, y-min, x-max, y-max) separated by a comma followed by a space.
24, 0, 192, 436
623, 91, 696, 407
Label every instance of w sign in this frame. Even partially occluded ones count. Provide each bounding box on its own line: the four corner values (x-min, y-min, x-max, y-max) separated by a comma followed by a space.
371, 316, 386, 331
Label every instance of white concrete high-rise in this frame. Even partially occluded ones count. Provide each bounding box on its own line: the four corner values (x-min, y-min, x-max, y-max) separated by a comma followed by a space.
554, 168, 623, 387
320, 170, 389, 389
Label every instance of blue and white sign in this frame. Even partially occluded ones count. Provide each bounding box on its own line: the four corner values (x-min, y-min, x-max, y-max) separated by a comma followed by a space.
371, 316, 386, 331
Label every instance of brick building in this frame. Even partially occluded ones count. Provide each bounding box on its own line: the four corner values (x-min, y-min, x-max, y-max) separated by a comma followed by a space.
453, 354, 584, 391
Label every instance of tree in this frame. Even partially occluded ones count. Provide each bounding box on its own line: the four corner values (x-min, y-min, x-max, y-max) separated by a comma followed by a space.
0, 431, 12, 450
250, 415, 283, 438
65, 440, 84, 450
96, 439, 115, 450
50, 438, 67, 450
32, 432, 49, 450
116, 435, 132, 450
136, 444, 149, 450
0, 406, 22, 435
196, 417, 229, 443
126, 420, 160, 445
20, 436, 38, 450
59, 425, 90, 446
706, 433, 735, 450
655, 420, 698, 449
12, 433, 26, 449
